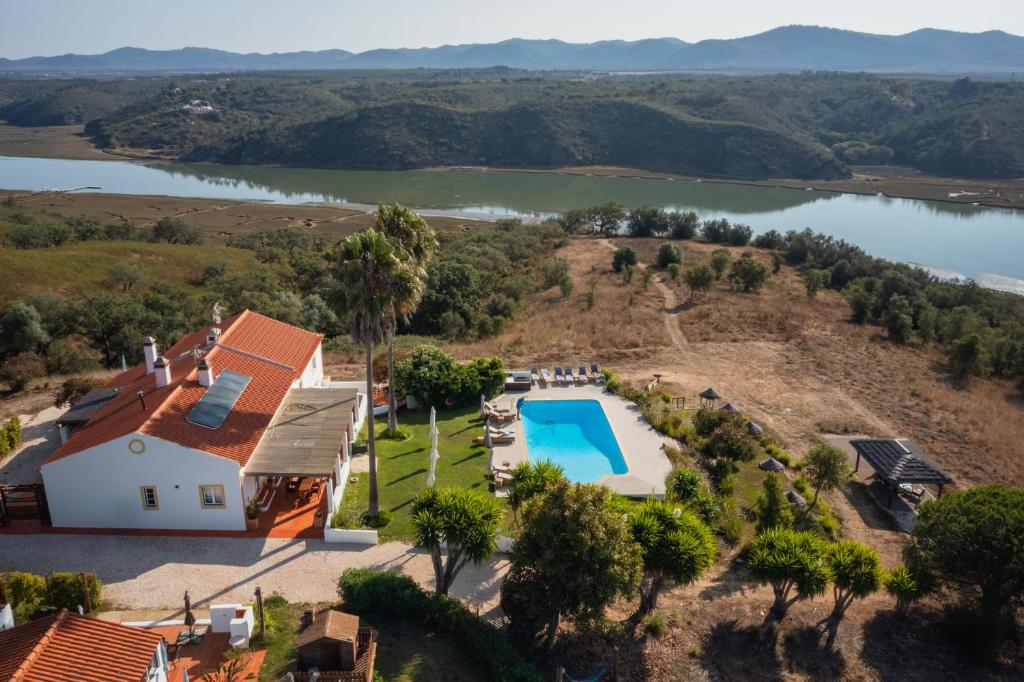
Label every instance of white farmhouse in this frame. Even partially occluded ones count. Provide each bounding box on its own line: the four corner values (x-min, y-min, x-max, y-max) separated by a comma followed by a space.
42, 310, 366, 532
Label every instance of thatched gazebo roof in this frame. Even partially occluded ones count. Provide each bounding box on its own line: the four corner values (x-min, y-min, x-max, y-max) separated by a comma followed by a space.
699, 387, 722, 401
720, 402, 741, 414
746, 421, 763, 436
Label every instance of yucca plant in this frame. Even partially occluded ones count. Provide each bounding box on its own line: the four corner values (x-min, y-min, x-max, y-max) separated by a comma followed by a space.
825, 540, 884, 619
748, 527, 831, 620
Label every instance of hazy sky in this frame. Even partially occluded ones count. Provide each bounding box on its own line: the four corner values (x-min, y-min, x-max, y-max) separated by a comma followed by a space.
2, 0, 1022, 58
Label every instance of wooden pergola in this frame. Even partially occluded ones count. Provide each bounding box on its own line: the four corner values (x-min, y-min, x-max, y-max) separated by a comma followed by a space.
850, 439, 953, 508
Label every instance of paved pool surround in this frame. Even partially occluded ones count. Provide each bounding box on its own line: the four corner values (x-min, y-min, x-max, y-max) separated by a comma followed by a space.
488, 383, 672, 498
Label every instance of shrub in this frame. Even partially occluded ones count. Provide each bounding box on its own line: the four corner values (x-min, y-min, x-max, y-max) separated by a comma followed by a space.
0, 572, 46, 624
683, 264, 716, 302
669, 469, 702, 502
668, 211, 699, 239
666, 262, 681, 280
394, 345, 504, 408
559, 275, 575, 298
754, 474, 793, 533
688, 490, 723, 525
728, 253, 770, 293
884, 564, 933, 617
543, 258, 569, 289
657, 243, 683, 269
643, 612, 669, 637
719, 498, 743, 544
612, 246, 637, 273
362, 510, 393, 528
804, 269, 828, 298
338, 569, 542, 682
50, 572, 103, 612
709, 249, 731, 278
1, 416, 22, 455
151, 217, 204, 245
53, 376, 102, 407
706, 422, 761, 463
0, 351, 45, 392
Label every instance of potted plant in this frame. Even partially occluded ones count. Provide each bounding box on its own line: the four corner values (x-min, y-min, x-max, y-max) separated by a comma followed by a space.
245, 500, 260, 530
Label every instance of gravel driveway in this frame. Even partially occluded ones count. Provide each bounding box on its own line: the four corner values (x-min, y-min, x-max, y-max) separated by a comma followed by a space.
0, 535, 508, 616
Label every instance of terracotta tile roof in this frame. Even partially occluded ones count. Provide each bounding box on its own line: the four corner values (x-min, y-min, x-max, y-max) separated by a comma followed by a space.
0, 610, 164, 682
45, 310, 323, 467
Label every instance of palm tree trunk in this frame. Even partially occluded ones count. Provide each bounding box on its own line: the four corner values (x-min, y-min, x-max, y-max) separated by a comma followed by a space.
366, 342, 379, 516
386, 327, 398, 433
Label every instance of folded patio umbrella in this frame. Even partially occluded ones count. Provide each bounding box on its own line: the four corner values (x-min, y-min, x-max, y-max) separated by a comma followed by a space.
427, 406, 439, 487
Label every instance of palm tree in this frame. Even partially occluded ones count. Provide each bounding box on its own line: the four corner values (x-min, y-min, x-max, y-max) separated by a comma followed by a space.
375, 203, 437, 433
331, 229, 414, 516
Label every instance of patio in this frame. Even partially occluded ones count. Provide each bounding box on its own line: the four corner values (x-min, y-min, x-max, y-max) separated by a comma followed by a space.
828, 436, 953, 532
147, 624, 265, 681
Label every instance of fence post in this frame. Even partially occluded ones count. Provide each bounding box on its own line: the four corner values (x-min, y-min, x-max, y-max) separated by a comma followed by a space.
255, 586, 266, 639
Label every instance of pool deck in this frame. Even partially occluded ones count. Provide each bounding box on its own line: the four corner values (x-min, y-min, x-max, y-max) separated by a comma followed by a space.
487, 383, 673, 498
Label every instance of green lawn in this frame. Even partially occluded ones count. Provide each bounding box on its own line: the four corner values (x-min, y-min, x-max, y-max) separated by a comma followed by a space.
339, 406, 501, 541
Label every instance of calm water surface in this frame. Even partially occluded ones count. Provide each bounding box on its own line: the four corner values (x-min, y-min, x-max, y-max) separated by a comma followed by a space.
1, 155, 1022, 288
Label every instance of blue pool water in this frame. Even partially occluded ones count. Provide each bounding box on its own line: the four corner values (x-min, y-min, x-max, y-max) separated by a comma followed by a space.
518, 399, 628, 483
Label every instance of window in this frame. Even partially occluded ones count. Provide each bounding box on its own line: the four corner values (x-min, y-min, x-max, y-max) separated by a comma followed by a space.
140, 486, 159, 510
199, 484, 225, 509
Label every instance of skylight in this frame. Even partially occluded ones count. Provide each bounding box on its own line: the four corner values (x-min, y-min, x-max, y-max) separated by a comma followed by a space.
186, 370, 252, 429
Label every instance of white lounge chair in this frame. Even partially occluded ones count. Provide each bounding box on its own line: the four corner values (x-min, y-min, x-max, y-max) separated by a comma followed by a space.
540, 367, 552, 385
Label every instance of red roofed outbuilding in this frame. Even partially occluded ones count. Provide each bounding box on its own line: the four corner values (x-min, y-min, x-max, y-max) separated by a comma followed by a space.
0, 609, 168, 682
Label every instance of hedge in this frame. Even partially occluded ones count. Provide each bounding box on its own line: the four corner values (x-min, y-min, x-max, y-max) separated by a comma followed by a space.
0, 571, 102, 624
338, 569, 542, 682
0, 416, 21, 458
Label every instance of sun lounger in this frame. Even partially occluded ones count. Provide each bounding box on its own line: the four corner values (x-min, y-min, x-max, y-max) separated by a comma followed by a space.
486, 411, 516, 424
578, 366, 589, 384
591, 363, 603, 383
494, 471, 514, 487
540, 367, 552, 385
530, 366, 540, 384
486, 401, 512, 414
563, 366, 575, 384
554, 367, 565, 385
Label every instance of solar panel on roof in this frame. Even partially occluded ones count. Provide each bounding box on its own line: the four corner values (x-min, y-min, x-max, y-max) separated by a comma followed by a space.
186, 370, 252, 429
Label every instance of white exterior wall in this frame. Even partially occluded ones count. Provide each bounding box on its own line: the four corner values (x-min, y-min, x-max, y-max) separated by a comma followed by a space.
294, 343, 324, 388
41, 433, 245, 531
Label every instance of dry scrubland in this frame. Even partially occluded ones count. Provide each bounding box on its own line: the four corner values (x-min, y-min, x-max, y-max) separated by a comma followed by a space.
438, 236, 1024, 679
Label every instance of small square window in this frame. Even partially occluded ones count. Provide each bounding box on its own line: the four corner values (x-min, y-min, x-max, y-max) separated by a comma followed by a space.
140, 486, 159, 510
199, 484, 225, 509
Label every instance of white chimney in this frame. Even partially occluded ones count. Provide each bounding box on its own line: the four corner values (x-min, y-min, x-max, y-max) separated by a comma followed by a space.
143, 337, 158, 374
206, 327, 222, 345
154, 356, 171, 388
197, 357, 214, 387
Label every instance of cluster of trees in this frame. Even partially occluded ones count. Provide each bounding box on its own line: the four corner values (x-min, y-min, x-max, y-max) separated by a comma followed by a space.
393, 344, 505, 408
3, 213, 204, 249
751, 227, 1024, 386
0, 571, 103, 624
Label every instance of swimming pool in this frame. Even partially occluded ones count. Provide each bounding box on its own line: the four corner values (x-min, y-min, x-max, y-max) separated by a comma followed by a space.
518, 399, 628, 483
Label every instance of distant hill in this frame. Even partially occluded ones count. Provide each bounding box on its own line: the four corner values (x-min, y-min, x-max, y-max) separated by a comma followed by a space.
3, 27, 1024, 74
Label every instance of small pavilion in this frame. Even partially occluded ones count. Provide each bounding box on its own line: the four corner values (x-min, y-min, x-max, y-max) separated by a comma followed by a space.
698, 388, 721, 408
850, 439, 953, 508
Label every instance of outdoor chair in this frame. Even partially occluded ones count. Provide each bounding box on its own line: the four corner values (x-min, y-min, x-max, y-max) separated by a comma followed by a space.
564, 366, 575, 384
591, 363, 603, 383
578, 366, 589, 384
530, 366, 540, 384
541, 367, 552, 385
554, 367, 565, 385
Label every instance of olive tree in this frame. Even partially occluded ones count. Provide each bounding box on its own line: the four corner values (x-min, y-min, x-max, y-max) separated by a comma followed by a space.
629, 500, 716, 613
728, 253, 770, 293
748, 527, 831, 620
411, 486, 503, 595
684, 265, 716, 303
800, 442, 851, 515
503, 480, 642, 648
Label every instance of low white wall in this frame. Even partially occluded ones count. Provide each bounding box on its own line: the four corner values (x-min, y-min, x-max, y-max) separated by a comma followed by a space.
323, 527, 379, 544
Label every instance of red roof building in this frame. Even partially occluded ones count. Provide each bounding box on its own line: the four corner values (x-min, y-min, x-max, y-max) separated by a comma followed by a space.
0, 610, 167, 682
38, 311, 364, 533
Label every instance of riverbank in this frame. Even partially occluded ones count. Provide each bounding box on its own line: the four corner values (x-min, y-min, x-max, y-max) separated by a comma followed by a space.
472, 164, 1024, 211
3, 122, 1022, 211
0, 189, 488, 240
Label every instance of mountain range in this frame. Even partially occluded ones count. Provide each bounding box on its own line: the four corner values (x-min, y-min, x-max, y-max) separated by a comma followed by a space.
3, 26, 1024, 74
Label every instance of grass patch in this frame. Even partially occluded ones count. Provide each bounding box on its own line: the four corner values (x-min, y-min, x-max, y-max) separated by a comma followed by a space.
365, 614, 491, 682
0, 239, 256, 305
342, 406, 500, 541
253, 595, 305, 682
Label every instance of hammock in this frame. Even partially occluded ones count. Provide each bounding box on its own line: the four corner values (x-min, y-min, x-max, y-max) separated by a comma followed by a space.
564, 665, 608, 682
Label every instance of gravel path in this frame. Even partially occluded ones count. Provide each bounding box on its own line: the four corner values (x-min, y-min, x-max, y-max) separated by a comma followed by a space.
0, 407, 62, 485
0, 535, 508, 617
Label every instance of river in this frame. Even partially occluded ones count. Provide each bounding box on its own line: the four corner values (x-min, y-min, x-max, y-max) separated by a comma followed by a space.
1, 155, 1022, 292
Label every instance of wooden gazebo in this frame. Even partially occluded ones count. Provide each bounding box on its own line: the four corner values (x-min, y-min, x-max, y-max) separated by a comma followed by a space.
850, 439, 953, 508
698, 388, 721, 408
